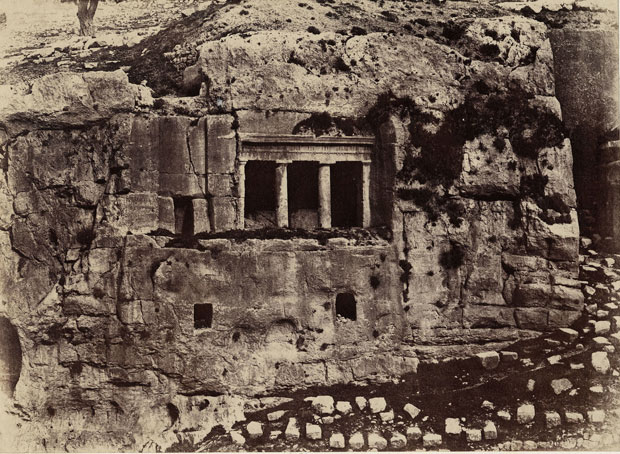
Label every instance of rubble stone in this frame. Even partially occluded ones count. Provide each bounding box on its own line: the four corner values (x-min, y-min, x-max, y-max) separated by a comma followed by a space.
390, 432, 407, 449
285, 418, 300, 440
404, 403, 421, 420
368, 397, 387, 414
312, 396, 335, 415
305, 423, 322, 440
349, 432, 365, 449
406, 426, 422, 441
592, 351, 611, 374
368, 432, 388, 450
335, 401, 352, 415
476, 351, 500, 370
355, 397, 368, 411
483, 421, 497, 440
545, 411, 561, 428
587, 410, 606, 423
422, 433, 442, 448
445, 418, 462, 435
550, 378, 573, 394
466, 429, 482, 442
247, 421, 264, 439
329, 432, 345, 448
517, 404, 535, 424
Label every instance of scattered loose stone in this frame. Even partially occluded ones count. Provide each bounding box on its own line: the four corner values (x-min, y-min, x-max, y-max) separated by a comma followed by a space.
604, 257, 616, 267
547, 355, 562, 365
247, 421, 264, 439
230, 430, 245, 446
611, 333, 620, 346
481, 400, 494, 410
267, 410, 286, 422
510, 440, 524, 450
390, 432, 407, 449
584, 285, 596, 296
404, 403, 421, 420
321, 416, 334, 424
380, 409, 394, 423
368, 432, 388, 450
570, 363, 585, 370
368, 397, 387, 413
285, 418, 300, 440
590, 385, 604, 393
422, 433, 442, 448
466, 429, 482, 442
595, 320, 611, 334
445, 418, 462, 435
476, 351, 500, 370
500, 351, 518, 362
604, 345, 615, 353
349, 432, 365, 449
406, 426, 422, 441
545, 411, 561, 428
355, 396, 367, 411
557, 328, 579, 343
483, 421, 497, 440
523, 440, 538, 450
305, 423, 322, 440
597, 310, 609, 319
527, 379, 536, 392
550, 378, 573, 395
312, 396, 335, 415
269, 430, 282, 440
517, 404, 535, 424
587, 410, 605, 423
329, 432, 345, 448
592, 351, 611, 374
497, 410, 511, 421
335, 401, 352, 415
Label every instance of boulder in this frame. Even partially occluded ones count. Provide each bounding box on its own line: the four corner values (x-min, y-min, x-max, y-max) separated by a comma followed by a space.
284, 418, 300, 440
311, 396, 335, 415
246, 421, 263, 439
466, 429, 482, 442
422, 433, 442, 448
390, 432, 407, 449
445, 418, 462, 436
550, 378, 573, 395
483, 421, 497, 440
305, 423, 322, 440
545, 411, 561, 428
349, 432, 365, 449
404, 403, 421, 420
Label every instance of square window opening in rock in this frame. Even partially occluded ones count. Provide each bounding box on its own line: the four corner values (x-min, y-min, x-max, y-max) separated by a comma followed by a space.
194, 303, 213, 329
245, 161, 277, 228
174, 197, 194, 237
336, 293, 357, 321
288, 161, 319, 229
331, 162, 362, 228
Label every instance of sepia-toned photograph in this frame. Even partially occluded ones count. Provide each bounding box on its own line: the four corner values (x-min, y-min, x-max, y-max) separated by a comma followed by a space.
0, 0, 618, 451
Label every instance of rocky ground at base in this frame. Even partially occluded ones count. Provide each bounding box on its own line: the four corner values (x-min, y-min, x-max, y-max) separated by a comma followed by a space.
165, 237, 619, 452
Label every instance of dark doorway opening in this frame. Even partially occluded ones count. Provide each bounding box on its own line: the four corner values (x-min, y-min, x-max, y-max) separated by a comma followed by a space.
0, 317, 22, 397
245, 161, 277, 227
174, 197, 194, 237
335, 293, 357, 321
288, 161, 319, 229
194, 304, 213, 329
331, 162, 361, 228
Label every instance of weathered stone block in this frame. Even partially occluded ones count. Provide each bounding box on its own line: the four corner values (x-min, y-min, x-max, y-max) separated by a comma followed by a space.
206, 115, 236, 174
158, 173, 203, 197
158, 116, 192, 174
210, 197, 237, 232
512, 282, 551, 307
192, 198, 210, 234
548, 309, 581, 329
158, 196, 175, 232
207, 173, 234, 197
463, 306, 516, 329
514, 308, 548, 331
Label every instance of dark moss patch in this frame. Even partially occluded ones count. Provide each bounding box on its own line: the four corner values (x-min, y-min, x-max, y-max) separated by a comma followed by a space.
479, 43, 500, 58
287, 51, 306, 67
333, 56, 351, 72
439, 242, 466, 269
307, 26, 321, 34
442, 21, 466, 40
351, 26, 367, 35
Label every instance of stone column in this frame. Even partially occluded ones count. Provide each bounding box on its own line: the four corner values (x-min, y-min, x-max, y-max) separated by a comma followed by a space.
318, 163, 331, 228
275, 161, 290, 228
237, 160, 246, 229
361, 161, 371, 228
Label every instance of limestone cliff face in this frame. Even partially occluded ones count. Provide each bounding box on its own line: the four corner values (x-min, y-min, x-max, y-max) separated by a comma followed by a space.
0, 1, 583, 450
